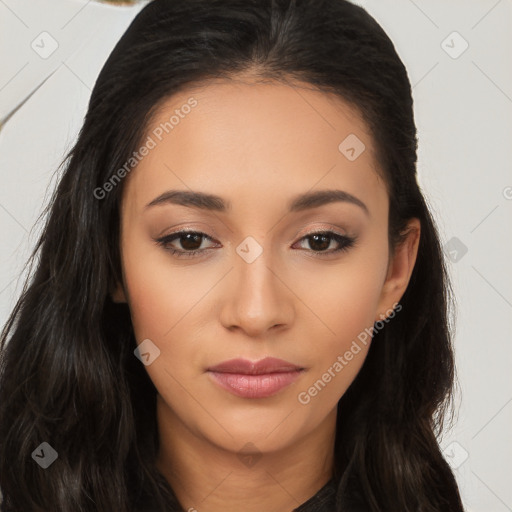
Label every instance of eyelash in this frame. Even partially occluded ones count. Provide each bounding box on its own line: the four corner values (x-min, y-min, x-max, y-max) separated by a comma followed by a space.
154, 229, 356, 259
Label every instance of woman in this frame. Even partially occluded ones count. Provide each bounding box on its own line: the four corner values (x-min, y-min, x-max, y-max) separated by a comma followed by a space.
0, 0, 465, 510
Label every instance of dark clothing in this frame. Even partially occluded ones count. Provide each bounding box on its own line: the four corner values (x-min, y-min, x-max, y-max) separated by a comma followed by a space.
293, 477, 337, 512
134, 474, 340, 512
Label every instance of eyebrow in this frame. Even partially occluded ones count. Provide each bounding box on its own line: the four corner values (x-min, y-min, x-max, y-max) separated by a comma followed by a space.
145, 189, 369, 215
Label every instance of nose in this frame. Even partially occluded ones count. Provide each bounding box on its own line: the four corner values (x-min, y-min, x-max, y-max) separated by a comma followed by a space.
219, 243, 295, 338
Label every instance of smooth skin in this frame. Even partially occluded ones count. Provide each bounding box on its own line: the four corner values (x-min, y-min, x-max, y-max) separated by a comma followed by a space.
112, 76, 420, 512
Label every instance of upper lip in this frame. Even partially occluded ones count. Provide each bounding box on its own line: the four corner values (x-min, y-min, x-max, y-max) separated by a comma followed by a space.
207, 357, 304, 375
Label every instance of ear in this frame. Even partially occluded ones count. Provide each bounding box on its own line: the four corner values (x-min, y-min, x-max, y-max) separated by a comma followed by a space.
110, 280, 128, 303
375, 218, 421, 321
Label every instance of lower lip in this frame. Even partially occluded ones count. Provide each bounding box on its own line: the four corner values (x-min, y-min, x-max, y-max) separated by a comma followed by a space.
207, 370, 304, 398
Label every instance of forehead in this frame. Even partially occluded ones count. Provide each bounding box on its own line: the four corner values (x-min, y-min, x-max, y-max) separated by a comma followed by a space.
123, 78, 387, 217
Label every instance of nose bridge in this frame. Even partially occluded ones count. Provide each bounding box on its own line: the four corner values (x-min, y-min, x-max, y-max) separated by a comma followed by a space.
220, 235, 293, 335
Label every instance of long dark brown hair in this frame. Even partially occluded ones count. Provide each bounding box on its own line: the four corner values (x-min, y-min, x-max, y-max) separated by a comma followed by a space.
0, 0, 464, 510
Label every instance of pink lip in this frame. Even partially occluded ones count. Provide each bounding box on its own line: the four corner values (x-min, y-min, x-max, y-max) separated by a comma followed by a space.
207, 357, 305, 399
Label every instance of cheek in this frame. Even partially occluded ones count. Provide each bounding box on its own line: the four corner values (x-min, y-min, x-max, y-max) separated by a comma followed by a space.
120, 234, 223, 402
292, 245, 389, 403
121, 229, 216, 342
296, 245, 388, 341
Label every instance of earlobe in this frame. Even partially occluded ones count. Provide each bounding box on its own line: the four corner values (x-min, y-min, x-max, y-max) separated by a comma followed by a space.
375, 218, 421, 321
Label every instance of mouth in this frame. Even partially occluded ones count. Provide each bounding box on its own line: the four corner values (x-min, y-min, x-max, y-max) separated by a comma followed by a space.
206, 357, 306, 399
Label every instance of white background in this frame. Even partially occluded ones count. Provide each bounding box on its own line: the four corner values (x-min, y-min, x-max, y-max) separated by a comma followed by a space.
1, 1, 511, 510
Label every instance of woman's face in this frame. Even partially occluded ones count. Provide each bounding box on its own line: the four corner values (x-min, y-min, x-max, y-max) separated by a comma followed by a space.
113, 78, 419, 455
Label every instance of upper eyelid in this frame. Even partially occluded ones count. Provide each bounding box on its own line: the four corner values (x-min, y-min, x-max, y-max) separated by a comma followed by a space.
161, 229, 217, 243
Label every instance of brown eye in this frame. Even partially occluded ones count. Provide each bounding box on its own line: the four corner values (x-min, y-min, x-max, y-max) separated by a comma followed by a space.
178, 233, 204, 250
295, 231, 356, 256
307, 234, 332, 251
155, 231, 219, 258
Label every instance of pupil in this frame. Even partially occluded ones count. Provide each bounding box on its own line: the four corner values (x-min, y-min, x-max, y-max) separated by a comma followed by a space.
310, 234, 330, 251
181, 233, 202, 250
